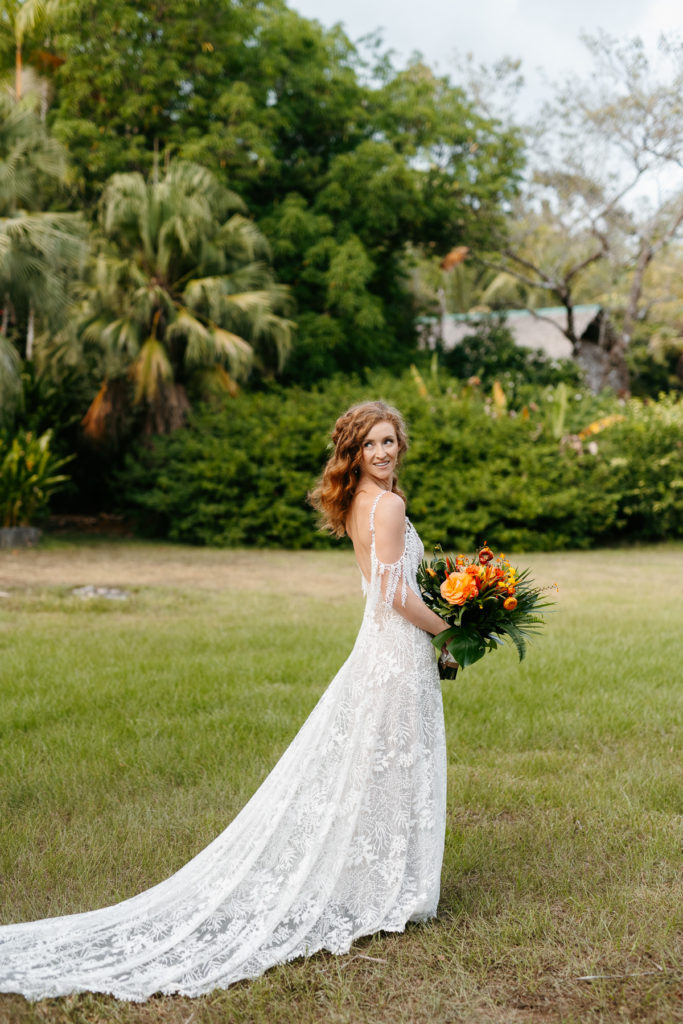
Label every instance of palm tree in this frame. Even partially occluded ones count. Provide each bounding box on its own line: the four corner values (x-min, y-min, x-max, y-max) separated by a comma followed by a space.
0, 96, 86, 369
78, 160, 293, 437
0, 331, 21, 422
0, 0, 68, 103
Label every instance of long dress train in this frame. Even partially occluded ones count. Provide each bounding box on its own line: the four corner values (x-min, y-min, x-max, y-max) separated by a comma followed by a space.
0, 492, 447, 1002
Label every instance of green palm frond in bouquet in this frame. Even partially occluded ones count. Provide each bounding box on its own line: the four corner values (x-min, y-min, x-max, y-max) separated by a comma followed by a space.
417, 544, 556, 678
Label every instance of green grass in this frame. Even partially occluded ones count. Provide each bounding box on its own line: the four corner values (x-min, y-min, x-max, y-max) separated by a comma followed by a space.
0, 541, 681, 1024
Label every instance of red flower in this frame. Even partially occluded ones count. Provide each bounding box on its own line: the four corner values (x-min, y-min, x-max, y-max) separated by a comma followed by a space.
478, 546, 493, 564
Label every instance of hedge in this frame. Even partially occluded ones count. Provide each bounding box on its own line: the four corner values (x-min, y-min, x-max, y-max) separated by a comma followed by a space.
118, 373, 683, 551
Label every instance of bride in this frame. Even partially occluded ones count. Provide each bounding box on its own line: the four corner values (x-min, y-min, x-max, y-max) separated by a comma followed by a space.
0, 400, 450, 1003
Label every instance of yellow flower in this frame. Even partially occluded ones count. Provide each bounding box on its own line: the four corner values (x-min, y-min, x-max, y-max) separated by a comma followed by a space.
578, 414, 625, 440
503, 596, 517, 611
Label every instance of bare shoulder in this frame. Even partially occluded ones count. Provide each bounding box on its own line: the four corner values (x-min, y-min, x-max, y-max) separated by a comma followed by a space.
374, 491, 406, 527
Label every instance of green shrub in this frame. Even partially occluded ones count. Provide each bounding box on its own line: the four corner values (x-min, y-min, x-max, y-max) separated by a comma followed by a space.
118, 373, 683, 551
626, 328, 683, 399
0, 430, 72, 528
118, 385, 358, 548
597, 395, 683, 541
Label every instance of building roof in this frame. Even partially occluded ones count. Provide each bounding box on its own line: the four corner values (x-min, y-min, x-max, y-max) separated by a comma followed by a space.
419, 305, 602, 360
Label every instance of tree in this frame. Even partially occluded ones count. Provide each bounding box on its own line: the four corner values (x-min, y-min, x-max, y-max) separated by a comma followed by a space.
73, 160, 292, 438
261, 57, 523, 382
0, 0, 76, 120
0, 96, 85, 372
0, 0, 50, 100
40, 3, 522, 382
478, 33, 683, 390
45, 0, 279, 201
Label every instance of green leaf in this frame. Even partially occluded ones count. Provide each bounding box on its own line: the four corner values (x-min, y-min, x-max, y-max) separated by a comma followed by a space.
432, 626, 488, 669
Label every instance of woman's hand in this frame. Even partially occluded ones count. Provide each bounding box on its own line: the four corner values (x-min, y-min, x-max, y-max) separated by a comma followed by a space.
440, 645, 459, 670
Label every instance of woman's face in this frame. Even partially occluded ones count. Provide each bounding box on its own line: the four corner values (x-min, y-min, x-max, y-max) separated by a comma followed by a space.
359, 420, 399, 488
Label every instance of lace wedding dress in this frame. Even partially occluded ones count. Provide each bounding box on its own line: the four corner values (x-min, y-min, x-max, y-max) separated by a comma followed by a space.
0, 493, 446, 1002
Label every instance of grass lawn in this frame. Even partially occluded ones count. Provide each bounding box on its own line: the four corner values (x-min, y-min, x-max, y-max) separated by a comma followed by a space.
0, 540, 681, 1024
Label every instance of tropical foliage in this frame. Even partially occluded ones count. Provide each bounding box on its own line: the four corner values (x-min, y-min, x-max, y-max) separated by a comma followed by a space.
64, 160, 292, 437
38, 0, 522, 384
0, 95, 85, 360
0, 4, 680, 531
0, 427, 70, 526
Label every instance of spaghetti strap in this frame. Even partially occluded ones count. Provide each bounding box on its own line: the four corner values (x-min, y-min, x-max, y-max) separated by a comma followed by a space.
369, 491, 388, 535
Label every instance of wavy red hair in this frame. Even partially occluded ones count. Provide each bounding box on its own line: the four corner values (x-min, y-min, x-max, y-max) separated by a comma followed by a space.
309, 401, 409, 537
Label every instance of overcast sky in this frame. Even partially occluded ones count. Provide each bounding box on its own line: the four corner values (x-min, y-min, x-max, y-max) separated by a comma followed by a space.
290, 0, 683, 116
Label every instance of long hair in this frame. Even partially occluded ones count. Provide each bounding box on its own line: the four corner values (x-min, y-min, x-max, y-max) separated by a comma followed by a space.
309, 401, 409, 537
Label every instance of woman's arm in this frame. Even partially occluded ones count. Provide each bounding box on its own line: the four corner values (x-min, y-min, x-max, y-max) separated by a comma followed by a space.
374, 494, 449, 636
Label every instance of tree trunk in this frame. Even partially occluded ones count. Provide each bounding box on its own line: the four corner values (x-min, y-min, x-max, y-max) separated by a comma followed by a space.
558, 291, 580, 355
26, 304, 35, 360
437, 286, 447, 347
622, 241, 654, 348
40, 79, 49, 122
15, 45, 22, 101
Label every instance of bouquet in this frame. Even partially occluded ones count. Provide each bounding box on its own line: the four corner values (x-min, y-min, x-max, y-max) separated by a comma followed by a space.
417, 545, 555, 679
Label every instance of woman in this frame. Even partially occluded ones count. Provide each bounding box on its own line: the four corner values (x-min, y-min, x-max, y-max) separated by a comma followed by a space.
0, 400, 450, 1003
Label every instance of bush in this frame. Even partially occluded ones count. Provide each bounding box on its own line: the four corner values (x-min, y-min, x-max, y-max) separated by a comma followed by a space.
118, 384, 359, 548
118, 372, 683, 551
627, 335, 683, 399
597, 394, 683, 541
0, 430, 72, 528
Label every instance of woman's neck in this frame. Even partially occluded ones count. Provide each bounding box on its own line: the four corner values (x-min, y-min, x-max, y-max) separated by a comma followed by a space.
355, 478, 393, 495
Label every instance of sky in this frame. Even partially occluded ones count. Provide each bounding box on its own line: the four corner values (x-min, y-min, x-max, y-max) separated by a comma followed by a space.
290, 0, 683, 117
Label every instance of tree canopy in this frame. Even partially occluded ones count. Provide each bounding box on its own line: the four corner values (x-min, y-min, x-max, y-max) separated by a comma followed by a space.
26, 0, 522, 382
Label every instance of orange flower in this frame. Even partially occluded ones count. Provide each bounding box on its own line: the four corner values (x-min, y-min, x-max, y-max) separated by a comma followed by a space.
426, 567, 437, 578
478, 546, 493, 563
480, 565, 498, 587
464, 564, 482, 590
440, 572, 479, 606
507, 586, 516, 596
503, 596, 517, 611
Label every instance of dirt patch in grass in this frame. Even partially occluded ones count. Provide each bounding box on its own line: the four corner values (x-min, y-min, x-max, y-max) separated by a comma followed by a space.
0, 542, 361, 598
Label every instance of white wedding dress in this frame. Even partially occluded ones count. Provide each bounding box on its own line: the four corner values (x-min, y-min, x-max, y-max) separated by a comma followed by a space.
0, 493, 446, 1002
